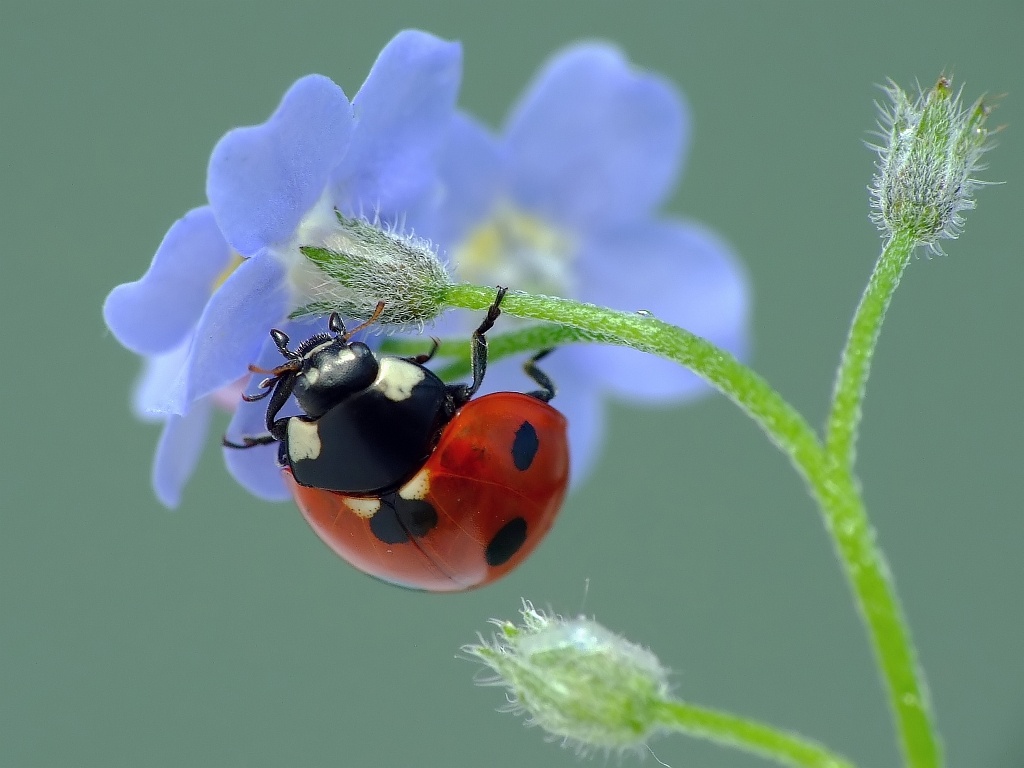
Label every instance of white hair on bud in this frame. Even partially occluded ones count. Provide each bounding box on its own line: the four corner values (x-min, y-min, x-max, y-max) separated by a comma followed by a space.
463, 600, 672, 759
868, 76, 995, 254
292, 211, 453, 328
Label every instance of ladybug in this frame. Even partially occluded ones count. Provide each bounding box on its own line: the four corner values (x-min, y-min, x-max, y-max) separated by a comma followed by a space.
225, 288, 569, 591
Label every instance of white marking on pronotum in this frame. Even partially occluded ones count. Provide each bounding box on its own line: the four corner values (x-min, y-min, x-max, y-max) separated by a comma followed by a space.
374, 358, 425, 402
399, 468, 431, 500
344, 497, 381, 518
304, 347, 355, 386
287, 419, 322, 461
305, 339, 335, 357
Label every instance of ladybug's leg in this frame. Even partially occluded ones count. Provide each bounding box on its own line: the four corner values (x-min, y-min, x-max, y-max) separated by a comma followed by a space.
224, 324, 306, 449
523, 349, 557, 402
260, 371, 298, 439
448, 286, 507, 405
405, 337, 440, 365
222, 371, 297, 450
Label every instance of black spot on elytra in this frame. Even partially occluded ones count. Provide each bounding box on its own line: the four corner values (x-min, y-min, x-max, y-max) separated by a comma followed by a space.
511, 420, 539, 471
368, 494, 439, 545
485, 517, 528, 567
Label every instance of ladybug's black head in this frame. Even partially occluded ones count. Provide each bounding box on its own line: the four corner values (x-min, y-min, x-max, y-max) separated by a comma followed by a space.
291, 335, 380, 419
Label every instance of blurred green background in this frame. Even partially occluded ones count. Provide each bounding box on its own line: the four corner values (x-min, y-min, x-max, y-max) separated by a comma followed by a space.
2, 2, 1021, 766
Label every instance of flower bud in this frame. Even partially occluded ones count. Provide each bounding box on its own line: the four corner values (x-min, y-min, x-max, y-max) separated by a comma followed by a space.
463, 601, 670, 755
295, 212, 452, 327
869, 75, 994, 252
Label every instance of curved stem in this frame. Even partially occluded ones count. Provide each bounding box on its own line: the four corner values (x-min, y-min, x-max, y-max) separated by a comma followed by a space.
443, 284, 825, 474
826, 231, 916, 468
652, 700, 855, 768
443, 282, 942, 768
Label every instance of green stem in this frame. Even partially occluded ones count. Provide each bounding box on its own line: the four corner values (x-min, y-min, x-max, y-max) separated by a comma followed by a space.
822, 230, 938, 767
652, 700, 855, 768
817, 467, 940, 768
443, 282, 942, 768
826, 231, 916, 468
443, 284, 825, 474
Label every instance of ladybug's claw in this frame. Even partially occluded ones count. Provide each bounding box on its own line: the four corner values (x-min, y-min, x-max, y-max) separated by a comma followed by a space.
480, 286, 507, 332
222, 433, 278, 450
242, 387, 272, 403
406, 337, 441, 365
241, 373, 283, 402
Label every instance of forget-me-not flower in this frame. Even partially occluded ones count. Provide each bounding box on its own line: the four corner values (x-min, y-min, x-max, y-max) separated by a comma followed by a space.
103, 31, 462, 506
419, 44, 749, 481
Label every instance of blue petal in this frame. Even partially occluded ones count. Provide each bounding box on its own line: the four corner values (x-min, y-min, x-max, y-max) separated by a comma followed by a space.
223, 440, 289, 502
132, 339, 192, 419
222, 389, 290, 501
104, 207, 233, 355
173, 252, 290, 412
575, 220, 749, 402
416, 112, 504, 249
533, 352, 606, 488
505, 44, 687, 231
207, 74, 354, 255
559, 385, 605, 488
334, 30, 462, 219
152, 399, 213, 509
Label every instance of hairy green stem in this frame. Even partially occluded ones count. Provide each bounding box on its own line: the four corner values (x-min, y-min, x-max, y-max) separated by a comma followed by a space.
817, 467, 939, 768
827, 231, 916, 468
652, 700, 855, 768
822, 229, 937, 766
443, 284, 824, 472
443, 282, 941, 767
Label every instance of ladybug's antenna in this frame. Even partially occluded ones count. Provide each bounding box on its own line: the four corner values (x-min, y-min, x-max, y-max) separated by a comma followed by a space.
340, 301, 386, 341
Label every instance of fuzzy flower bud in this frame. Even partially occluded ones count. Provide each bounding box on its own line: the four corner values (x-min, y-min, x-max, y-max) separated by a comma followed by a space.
463, 601, 670, 755
297, 212, 452, 327
869, 75, 994, 253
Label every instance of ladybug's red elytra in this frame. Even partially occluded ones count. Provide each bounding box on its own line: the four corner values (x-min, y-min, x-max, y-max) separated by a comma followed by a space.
225, 288, 569, 591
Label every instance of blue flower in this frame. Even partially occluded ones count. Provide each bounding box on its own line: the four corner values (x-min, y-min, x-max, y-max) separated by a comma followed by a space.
131, 331, 245, 509
103, 31, 462, 506
418, 44, 749, 482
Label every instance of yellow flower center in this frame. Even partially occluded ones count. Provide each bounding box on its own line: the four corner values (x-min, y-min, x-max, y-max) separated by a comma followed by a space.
453, 205, 576, 297
211, 252, 245, 292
